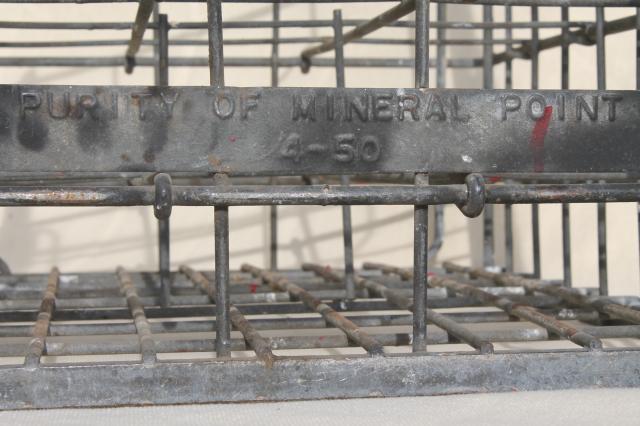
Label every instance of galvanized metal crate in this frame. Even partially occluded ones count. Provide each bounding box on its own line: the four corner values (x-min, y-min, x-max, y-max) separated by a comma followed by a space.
0, 0, 639, 410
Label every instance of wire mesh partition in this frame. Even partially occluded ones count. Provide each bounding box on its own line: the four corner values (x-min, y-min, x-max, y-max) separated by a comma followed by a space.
0, 0, 639, 409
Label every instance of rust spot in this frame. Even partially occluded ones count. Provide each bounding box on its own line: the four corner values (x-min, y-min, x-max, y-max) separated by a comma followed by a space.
208, 155, 222, 167
228, 135, 237, 143
121, 153, 130, 162
249, 283, 258, 294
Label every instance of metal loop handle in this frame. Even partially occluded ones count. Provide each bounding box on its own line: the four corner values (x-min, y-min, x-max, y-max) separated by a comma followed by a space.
154, 173, 173, 220
456, 173, 486, 218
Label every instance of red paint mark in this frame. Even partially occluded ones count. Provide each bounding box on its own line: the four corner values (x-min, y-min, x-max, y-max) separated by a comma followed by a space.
488, 176, 502, 184
427, 272, 435, 277
319, 336, 325, 341
249, 283, 258, 294
530, 106, 553, 172
228, 135, 237, 143
324, 265, 332, 272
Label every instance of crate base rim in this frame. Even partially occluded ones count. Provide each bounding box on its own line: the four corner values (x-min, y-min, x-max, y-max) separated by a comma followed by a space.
1, 349, 639, 410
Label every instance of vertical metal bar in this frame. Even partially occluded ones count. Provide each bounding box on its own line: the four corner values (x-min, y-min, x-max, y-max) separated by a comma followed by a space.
340, 176, 355, 300
207, 0, 225, 87
156, 15, 170, 308
505, 201, 513, 273
332, 9, 355, 300
154, 172, 172, 308
482, 5, 494, 268
152, 5, 160, 84
483, 205, 494, 268
482, 5, 493, 90
158, 219, 170, 307
561, 7, 570, 91
413, 174, 428, 352
531, 201, 541, 277
269, 4, 279, 271
531, 6, 539, 90
415, 0, 430, 88
207, 0, 229, 355
504, 6, 513, 273
596, 7, 606, 90
414, 0, 429, 353
531, 6, 541, 279
505, 6, 513, 90
436, 4, 446, 89
157, 14, 169, 86
561, 6, 572, 287
596, 7, 608, 295
270, 3, 279, 88
561, 203, 572, 287
637, 9, 640, 289
215, 204, 231, 356
334, 10, 346, 88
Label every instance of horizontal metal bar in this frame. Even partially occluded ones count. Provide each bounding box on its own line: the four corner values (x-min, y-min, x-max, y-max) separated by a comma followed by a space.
0, 0, 637, 6
1, 351, 639, 410
0, 57, 487, 68
0, 324, 473, 356
0, 20, 590, 31
0, 183, 638, 207
1, 86, 638, 175
0, 19, 590, 30
0, 37, 537, 49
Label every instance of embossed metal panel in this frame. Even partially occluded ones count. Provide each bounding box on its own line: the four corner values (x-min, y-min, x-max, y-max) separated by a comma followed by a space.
0, 85, 635, 175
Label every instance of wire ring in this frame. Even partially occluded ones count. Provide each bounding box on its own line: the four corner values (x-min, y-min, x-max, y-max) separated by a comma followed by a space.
154, 173, 173, 220
456, 173, 486, 218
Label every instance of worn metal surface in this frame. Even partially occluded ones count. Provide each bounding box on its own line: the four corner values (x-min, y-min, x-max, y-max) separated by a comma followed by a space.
0, 86, 638, 174
0, 267, 635, 409
0, 350, 639, 409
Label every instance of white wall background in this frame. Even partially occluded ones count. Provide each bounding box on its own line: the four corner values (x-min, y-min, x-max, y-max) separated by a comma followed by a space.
0, 3, 638, 295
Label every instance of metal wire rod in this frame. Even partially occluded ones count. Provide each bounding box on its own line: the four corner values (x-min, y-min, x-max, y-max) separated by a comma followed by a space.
0, 56, 484, 68
124, 0, 156, 73
492, 13, 636, 65
301, 0, 417, 72
180, 265, 276, 365
301, 263, 494, 354
23, 267, 59, 368
0, 0, 638, 6
363, 262, 603, 350
1, 182, 639, 207
428, 274, 602, 350
0, 19, 591, 30
0, 37, 545, 48
443, 262, 640, 325
115, 266, 156, 365
241, 264, 385, 356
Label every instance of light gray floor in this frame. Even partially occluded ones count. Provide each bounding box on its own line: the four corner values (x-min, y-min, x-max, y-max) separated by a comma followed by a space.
1, 388, 639, 425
